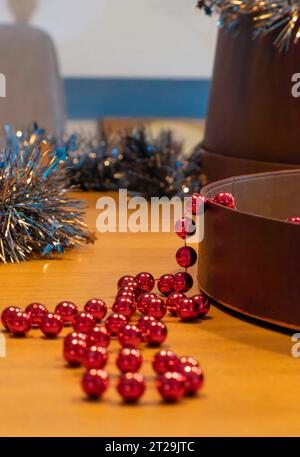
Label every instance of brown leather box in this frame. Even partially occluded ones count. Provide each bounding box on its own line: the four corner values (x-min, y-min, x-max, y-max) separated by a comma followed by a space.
198, 169, 300, 330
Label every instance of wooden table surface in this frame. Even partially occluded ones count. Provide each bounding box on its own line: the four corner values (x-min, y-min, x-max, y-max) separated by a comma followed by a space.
0, 192, 299, 437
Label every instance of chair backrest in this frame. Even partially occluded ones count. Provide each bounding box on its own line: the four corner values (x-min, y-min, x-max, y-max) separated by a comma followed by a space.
0, 24, 66, 135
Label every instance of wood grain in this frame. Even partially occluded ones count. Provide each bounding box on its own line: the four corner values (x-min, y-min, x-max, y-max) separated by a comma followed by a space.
0, 192, 298, 437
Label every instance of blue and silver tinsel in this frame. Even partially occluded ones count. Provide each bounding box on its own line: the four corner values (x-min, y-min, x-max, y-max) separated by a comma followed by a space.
0, 124, 92, 263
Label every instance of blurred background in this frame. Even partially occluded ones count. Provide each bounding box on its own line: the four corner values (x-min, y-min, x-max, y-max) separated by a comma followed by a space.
0, 0, 217, 144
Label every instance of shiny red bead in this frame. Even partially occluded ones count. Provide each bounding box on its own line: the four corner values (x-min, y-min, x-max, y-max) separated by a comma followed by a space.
156, 372, 186, 402
180, 366, 204, 396
64, 331, 87, 349
137, 315, 157, 340
112, 297, 136, 319
1, 306, 21, 330
166, 292, 186, 315
179, 356, 199, 369
84, 299, 107, 321
152, 350, 179, 375
143, 320, 168, 346
117, 275, 136, 289
176, 246, 197, 268
117, 290, 136, 302
40, 313, 63, 338
55, 301, 78, 326
192, 294, 210, 318
81, 369, 109, 399
7, 311, 31, 336
73, 312, 96, 333
135, 272, 155, 292
86, 325, 110, 348
175, 217, 195, 239
119, 324, 142, 348
287, 216, 300, 223
143, 297, 166, 320
137, 293, 156, 313
187, 193, 206, 216
117, 373, 145, 402
83, 345, 108, 370
173, 272, 193, 293
25, 303, 48, 328
177, 297, 199, 321
116, 348, 142, 373
105, 313, 128, 337
157, 274, 175, 296
118, 286, 139, 298
63, 337, 87, 366
213, 192, 236, 209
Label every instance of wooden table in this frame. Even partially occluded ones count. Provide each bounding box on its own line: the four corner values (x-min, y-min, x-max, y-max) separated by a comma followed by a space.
0, 192, 298, 437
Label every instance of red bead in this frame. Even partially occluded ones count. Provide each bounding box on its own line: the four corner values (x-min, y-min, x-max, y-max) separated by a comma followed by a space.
118, 286, 139, 298
119, 324, 142, 348
179, 356, 199, 369
105, 313, 128, 337
137, 293, 156, 313
137, 315, 156, 340
287, 216, 300, 223
25, 303, 48, 328
81, 369, 109, 399
177, 298, 199, 321
64, 331, 87, 349
135, 272, 155, 292
1, 306, 21, 330
143, 297, 166, 320
40, 313, 63, 338
156, 372, 186, 402
117, 275, 136, 289
166, 292, 186, 315
112, 297, 136, 319
152, 350, 179, 375
73, 312, 96, 333
84, 299, 107, 321
192, 294, 210, 318
176, 246, 197, 268
117, 290, 136, 302
83, 345, 108, 370
63, 337, 87, 366
117, 373, 145, 402
213, 192, 236, 209
157, 274, 175, 296
175, 217, 195, 239
180, 366, 204, 396
86, 325, 110, 348
144, 320, 168, 346
173, 272, 193, 293
55, 301, 78, 326
116, 348, 142, 373
7, 311, 31, 336
187, 193, 206, 216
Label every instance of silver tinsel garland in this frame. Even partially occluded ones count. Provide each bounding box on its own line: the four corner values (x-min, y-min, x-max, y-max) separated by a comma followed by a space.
0, 125, 92, 263
197, 1, 300, 51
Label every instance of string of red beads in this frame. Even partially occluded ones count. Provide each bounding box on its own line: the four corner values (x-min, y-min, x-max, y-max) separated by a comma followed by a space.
1, 191, 242, 404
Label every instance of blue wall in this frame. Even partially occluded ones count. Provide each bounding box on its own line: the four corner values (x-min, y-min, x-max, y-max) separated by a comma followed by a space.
64, 78, 211, 120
